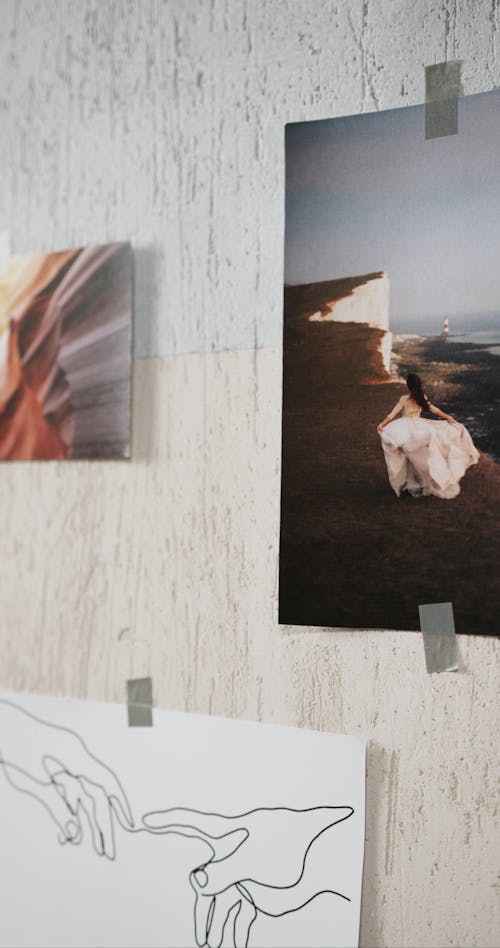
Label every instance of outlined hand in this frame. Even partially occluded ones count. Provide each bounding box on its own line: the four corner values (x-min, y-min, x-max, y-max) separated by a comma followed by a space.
189, 876, 258, 948
142, 805, 354, 948
0, 699, 133, 857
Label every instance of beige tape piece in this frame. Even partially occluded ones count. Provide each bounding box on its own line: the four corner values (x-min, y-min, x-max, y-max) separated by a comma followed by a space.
127, 677, 153, 726
425, 61, 463, 139
418, 602, 458, 673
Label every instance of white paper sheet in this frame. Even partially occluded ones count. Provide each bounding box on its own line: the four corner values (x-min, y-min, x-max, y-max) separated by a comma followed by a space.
0, 692, 365, 948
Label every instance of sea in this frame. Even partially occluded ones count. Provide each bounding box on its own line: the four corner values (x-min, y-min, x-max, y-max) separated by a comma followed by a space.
392, 327, 500, 460
394, 328, 500, 357
453, 329, 500, 357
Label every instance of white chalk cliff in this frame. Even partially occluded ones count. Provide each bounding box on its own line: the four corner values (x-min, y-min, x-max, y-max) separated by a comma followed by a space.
309, 271, 392, 371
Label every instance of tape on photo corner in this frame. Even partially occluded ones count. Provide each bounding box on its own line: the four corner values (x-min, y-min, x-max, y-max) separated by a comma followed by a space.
127, 677, 153, 726
418, 602, 458, 673
425, 61, 462, 139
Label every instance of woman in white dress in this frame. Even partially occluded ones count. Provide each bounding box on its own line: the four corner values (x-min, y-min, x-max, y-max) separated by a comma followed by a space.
377, 373, 480, 499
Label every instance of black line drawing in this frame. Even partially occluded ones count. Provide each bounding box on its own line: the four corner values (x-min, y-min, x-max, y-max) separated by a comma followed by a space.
0, 698, 356, 948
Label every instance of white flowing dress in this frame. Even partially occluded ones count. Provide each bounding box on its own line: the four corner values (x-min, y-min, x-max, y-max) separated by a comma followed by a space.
379, 394, 479, 499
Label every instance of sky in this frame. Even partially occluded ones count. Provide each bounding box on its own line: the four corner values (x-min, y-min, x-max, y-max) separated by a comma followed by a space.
285, 88, 500, 332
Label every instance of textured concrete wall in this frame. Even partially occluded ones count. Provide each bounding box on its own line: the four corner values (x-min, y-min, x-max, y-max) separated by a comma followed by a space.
0, 2, 499, 946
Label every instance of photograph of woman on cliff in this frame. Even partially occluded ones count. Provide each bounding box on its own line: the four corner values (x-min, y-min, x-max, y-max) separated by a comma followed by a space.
280, 88, 500, 637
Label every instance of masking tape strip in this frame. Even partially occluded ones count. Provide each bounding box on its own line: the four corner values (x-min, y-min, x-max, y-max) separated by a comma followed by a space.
425, 61, 462, 139
127, 677, 153, 726
418, 602, 458, 673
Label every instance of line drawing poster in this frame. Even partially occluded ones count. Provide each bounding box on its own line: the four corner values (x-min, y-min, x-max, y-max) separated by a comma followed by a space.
0, 692, 365, 948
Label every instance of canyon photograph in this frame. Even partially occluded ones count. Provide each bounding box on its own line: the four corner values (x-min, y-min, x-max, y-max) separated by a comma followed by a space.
0, 241, 132, 460
280, 89, 500, 636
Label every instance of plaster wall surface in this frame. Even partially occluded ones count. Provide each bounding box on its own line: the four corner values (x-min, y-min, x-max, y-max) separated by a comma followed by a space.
0, 3, 499, 946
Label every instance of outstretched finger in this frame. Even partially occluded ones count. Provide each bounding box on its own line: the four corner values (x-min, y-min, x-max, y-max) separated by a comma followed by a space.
143, 808, 247, 861
144, 808, 237, 837
109, 791, 134, 831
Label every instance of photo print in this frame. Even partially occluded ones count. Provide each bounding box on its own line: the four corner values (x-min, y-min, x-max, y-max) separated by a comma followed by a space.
0, 241, 132, 460
280, 88, 500, 636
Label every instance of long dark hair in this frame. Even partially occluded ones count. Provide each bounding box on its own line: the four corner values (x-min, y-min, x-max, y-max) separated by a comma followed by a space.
406, 372, 430, 410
